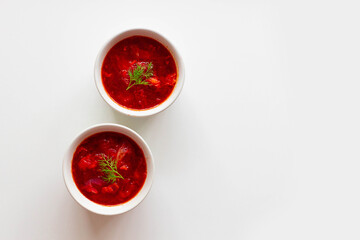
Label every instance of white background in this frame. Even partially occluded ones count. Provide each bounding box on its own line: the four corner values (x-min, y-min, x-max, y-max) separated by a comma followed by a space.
0, 0, 359, 239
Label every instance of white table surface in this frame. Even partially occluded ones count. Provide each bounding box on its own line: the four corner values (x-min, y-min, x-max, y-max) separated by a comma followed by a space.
1, 0, 360, 239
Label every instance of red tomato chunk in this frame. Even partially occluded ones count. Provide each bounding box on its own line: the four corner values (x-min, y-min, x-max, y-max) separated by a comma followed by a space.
101, 36, 178, 110
72, 132, 147, 205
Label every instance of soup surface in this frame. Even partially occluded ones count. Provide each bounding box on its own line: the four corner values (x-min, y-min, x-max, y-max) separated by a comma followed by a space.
101, 36, 177, 110
72, 132, 147, 205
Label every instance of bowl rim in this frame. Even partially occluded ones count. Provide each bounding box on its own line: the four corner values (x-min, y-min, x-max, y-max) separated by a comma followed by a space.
62, 123, 154, 215
94, 28, 185, 117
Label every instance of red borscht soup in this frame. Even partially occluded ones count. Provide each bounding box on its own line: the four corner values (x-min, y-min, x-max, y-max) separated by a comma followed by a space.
72, 132, 147, 205
101, 36, 178, 110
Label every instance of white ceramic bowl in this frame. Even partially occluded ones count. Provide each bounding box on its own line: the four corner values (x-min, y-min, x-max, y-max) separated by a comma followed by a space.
94, 28, 185, 117
63, 123, 154, 215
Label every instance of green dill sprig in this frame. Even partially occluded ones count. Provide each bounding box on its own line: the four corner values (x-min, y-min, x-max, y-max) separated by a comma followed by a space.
126, 62, 154, 90
98, 154, 124, 183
